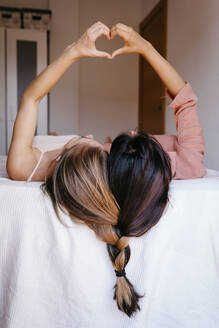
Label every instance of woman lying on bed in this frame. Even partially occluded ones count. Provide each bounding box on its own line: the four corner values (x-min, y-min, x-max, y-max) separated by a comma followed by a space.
6, 22, 206, 317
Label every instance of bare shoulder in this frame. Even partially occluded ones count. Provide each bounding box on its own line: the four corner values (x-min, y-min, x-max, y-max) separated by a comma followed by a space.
7, 147, 42, 181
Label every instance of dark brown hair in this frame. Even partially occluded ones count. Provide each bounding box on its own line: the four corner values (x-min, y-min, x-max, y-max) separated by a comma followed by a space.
107, 132, 172, 315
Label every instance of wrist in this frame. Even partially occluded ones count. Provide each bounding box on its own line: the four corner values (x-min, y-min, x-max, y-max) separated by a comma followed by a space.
64, 43, 80, 61
138, 40, 153, 56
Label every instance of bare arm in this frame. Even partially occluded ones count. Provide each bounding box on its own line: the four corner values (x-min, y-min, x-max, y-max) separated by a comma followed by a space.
7, 22, 110, 180
110, 23, 185, 97
140, 44, 185, 97
111, 24, 206, 179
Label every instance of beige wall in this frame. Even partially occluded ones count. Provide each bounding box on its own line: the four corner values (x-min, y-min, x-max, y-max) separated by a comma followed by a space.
141, 0, 219, 170
49, 0, 142, 141
49, 0, 79, 134
48, 0, 142, 141
78, 0, 142, 143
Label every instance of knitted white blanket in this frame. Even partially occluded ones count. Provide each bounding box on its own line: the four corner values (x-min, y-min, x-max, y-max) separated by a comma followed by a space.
0, 169, 219, 328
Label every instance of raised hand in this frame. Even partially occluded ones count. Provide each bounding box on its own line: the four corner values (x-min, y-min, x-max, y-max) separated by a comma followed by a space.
110, 23, 148, 58
72, 21, 111, 59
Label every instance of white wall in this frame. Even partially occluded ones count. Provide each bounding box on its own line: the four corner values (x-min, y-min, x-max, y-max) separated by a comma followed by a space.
49, 0, 79, 135
141, 0, 219, 170
78, 0, 142, 143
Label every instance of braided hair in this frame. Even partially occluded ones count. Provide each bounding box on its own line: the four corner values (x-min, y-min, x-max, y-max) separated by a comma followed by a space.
42, 143, 138, 316
42, 132, 172, 318
107, 132, 172, 316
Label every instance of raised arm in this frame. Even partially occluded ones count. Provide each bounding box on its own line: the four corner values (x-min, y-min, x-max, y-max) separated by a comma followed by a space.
110, 24, 206, 179
7, 22, 111, 180
110, 23, 185, 96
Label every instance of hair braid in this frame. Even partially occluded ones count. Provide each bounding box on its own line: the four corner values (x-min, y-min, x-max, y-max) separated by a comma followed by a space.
88, 222, 142, 317
42, 142, 142, 318
107, 132, 172, 316
107, 228, 142, 317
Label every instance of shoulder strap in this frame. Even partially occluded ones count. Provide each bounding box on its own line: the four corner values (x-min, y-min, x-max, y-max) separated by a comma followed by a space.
26, 151, 45, 182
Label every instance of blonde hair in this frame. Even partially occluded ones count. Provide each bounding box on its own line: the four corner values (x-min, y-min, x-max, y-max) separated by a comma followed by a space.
42, 143, 141, 317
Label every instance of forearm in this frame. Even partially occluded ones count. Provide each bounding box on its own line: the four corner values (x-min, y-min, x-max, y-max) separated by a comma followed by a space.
23, 45, 78, 103
140, 42, 185, 97
10, 45, 78, 150
110, 24, 185, 96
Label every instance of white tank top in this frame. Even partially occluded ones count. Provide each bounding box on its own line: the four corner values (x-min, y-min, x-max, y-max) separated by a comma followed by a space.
27, 135, 79, 182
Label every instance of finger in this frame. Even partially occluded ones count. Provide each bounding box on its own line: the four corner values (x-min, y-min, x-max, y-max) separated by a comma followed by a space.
110, 25, 118, 39
91, 23, 109, 34
90, 22, 110, 40
93, 26, 110, 40
116, 23, 130, 30
111, 23, 128, 33
90, 26, 110, 42
97, 22, 111, 35
111, 47, 127, 58
93, 50, 111, 59
110, 26, 127, 40
111, 23, 126, 30
89, 21, 105, 31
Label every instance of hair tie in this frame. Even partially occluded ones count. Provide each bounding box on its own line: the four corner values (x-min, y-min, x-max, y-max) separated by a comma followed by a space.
115, 269, 126, 277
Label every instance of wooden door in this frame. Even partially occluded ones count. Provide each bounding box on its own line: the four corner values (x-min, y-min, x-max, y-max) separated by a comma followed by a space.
139, 0, 167, 134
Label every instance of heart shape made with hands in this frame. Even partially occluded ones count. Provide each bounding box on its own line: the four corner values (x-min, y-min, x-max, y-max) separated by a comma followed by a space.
95, 34, 124, 59
81, 22, 141, 59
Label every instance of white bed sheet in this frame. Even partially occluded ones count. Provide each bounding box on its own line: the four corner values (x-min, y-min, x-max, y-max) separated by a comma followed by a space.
0, 168, 219, 328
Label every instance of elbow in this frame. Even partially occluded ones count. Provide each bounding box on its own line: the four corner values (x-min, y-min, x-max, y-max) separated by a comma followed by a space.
6, 157, 13, 179
196, 165, 207, 178
21, 92, 39, 105
176, 149, 207, 179
174, 161, 207, 180
6, 157, 29, 181
6, 162, 19, 181
185, 163, 207, 180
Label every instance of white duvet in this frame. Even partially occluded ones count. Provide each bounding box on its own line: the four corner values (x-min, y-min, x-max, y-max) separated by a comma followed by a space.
0, 165, 219, 328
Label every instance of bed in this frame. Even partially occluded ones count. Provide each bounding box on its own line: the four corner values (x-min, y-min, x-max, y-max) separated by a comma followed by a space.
0, 156, 219, 328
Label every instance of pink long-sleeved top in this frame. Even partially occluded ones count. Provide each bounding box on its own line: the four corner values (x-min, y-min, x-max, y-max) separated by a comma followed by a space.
153, 82, 206, 179
27, 83, 206, 182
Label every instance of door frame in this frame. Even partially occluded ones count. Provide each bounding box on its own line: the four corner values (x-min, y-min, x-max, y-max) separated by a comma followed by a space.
0, 28, 6, 155
6, 28, 48, 151
138, 0, 168, 133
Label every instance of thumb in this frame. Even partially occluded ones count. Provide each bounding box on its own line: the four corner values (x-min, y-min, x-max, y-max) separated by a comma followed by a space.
94, 50, 111, 59
111, 47, 127, 58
